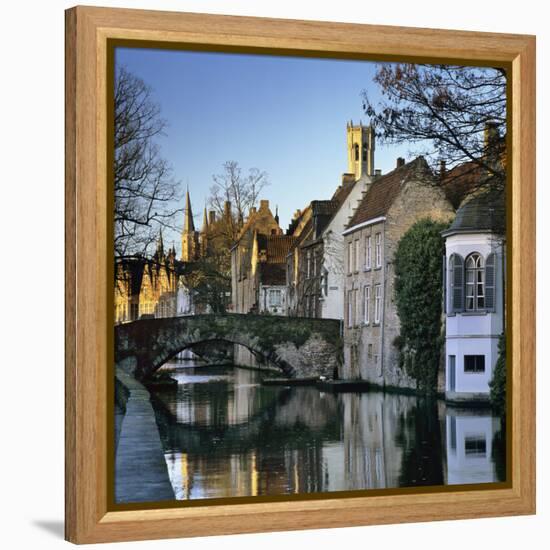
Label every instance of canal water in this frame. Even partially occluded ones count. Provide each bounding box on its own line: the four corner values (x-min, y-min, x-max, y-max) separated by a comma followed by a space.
149, 362, 506, 501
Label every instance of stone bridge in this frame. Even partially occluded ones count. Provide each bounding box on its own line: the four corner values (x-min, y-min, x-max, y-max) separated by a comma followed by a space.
115, 313, 343, 381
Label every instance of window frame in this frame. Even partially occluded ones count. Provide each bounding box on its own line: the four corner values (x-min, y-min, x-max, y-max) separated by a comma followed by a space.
375, 232, 382, 268
465, 252, 485, 312
363, 285, 371, 325
346, 289, 353, 328
365, 235, 372, 270
463, 354, 486, 373
374, 284, 382, 324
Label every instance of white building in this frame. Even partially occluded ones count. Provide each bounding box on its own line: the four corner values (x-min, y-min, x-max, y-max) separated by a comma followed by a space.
443, 190, 505, 402
176, 277, 194, 316
444, 409, 502, 484
319, 172, 372, 320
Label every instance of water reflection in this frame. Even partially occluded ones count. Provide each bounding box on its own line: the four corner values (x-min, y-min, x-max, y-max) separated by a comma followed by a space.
150, 363, 505, 500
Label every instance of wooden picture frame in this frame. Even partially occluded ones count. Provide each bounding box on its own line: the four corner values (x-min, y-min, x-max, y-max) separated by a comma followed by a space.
65, 5, 536, 544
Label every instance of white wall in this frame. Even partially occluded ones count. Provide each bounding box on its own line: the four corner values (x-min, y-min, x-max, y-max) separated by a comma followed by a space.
2, 1, 547, 550
445, 413, 501, 485
445, 233, 504, 394
321, 175, 371, 320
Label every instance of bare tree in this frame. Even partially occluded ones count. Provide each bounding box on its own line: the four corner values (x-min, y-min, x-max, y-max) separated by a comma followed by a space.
322, 230, 345, 276
114, 66, 182, 260
209, 161, 269, 239
362, 64, 507, 193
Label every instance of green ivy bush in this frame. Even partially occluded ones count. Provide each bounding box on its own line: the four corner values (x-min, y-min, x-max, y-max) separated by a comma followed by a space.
394, 218, 449, 393
489, 333, 506, 414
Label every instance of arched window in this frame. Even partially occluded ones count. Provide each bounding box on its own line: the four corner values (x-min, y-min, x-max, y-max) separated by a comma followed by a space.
362, 142, 368, 161
354, 143, 359, 161
465, 253, 484, 311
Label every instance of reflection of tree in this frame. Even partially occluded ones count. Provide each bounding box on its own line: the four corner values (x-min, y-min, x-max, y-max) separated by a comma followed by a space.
395, 398, 444, 487
491, 418, 507, 482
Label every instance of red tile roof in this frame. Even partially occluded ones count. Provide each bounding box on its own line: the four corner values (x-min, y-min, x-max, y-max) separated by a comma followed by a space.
347, 157, 433, 228
441, 161, 485, 209
265, 235, 297, 263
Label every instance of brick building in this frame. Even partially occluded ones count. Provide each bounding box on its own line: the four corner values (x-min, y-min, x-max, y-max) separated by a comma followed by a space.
342, 156, 455, 385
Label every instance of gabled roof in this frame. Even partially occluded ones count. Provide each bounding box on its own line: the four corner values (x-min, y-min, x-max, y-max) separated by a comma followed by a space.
347, 157, 433, 229
331, 178, 356, 209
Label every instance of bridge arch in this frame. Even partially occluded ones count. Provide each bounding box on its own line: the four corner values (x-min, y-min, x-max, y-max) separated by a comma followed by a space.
115, 314, 343, 382
148, 337, 292, 377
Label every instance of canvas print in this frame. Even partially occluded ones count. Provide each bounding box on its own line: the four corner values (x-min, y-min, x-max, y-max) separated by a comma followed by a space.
113, 48, 507, 505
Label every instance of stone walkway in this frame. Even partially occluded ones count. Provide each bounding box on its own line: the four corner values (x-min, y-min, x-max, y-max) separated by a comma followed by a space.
115, 369, 175, 503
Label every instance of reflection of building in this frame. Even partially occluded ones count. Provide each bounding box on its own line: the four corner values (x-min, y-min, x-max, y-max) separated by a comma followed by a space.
442, 190, 505, 402
341, 393, 395, 489
342, 156, 454, 385
444, 408, 501, 484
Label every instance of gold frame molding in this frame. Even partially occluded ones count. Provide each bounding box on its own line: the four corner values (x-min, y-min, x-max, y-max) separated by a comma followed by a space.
65, 5, 536, 544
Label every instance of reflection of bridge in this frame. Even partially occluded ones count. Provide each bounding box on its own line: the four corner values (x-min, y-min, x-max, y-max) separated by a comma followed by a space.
151, 385, 341, 455
115, 314, 343, 381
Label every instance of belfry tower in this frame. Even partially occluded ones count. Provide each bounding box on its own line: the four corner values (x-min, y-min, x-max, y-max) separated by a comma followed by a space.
181, 187, 200, 261
346, 121, 375, 179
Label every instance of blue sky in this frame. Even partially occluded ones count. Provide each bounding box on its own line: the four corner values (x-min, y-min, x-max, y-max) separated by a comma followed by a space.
115, 47, 410, 247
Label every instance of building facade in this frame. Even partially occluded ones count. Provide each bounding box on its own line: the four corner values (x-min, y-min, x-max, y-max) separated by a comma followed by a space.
114, 236, 180, 324
442, 190, 505, 402
286, 122, 376, 320
342, 156, 455, 386
115, 188, 233, 324
231, 199, 295, 314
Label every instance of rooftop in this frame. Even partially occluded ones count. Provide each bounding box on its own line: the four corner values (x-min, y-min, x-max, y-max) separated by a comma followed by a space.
347, 156, 433, 229
443, 188, 505, 236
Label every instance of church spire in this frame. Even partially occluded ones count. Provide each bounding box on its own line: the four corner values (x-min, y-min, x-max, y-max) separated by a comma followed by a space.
156, 228, 164, 257
201, 201, 209, 233
183, 186, 195, 233
181, 186, 199, 262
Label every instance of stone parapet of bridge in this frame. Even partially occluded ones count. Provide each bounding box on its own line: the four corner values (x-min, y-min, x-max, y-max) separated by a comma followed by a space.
115, 313, 343, 381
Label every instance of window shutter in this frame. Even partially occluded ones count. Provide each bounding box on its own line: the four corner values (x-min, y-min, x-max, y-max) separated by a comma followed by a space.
485, 253, 496, 311
442, 254, 447, 314
451, 254, 464, 313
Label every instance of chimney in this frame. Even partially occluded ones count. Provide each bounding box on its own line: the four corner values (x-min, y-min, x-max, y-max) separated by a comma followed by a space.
396, 157, 405, 168
439, 160, 447, 180
249, 206, 257, 216
374, 169, 382, 177
484, 121, 499, 148
484, 121, 500, 166
208, 210, 216, 225
341, 173, 355, 186
260, 199, 269, 210
224, 201, 231, 219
